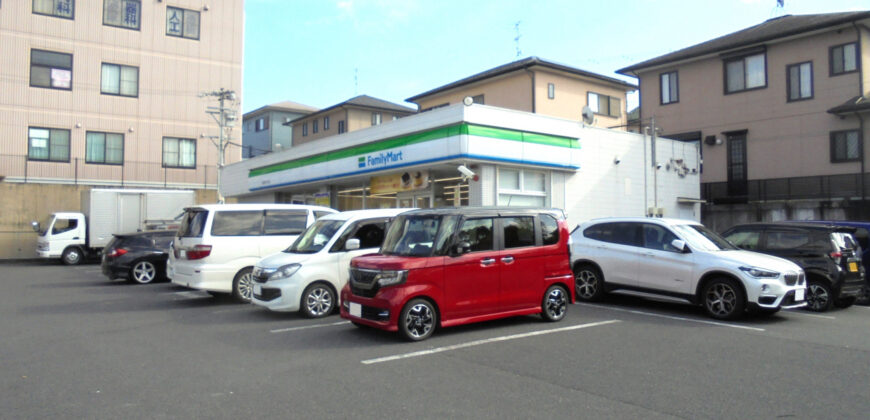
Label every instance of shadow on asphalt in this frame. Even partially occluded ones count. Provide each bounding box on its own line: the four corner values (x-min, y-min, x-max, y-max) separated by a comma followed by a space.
583, 293, 792, 326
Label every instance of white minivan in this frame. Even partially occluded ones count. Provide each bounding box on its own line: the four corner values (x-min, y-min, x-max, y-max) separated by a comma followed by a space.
251, 208, 412, 317
168, 204, 337, 302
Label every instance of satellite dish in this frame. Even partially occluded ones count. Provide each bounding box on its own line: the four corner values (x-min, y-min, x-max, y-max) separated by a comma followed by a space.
581, 106, 594, 125
462, 96, 474, 106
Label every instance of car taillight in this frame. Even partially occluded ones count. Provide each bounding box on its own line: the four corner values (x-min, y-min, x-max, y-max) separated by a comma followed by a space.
186, 245, 212, 260
107, 248, 128, 258
830, 251, 842, 263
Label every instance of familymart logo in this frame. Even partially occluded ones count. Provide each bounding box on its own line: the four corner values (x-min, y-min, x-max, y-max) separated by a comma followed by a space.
358, 150, 404, 168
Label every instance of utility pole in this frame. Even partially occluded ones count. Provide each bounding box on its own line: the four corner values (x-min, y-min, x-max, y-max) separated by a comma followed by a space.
200, 88, 237, 203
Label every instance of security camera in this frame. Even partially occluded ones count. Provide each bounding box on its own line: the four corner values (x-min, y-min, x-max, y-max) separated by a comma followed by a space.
457, 165, 476, 178
613, 156, 621, 165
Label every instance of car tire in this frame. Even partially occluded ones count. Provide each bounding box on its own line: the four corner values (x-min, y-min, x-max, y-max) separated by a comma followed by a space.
833, 296, 856, 309
398, 298, 437, 341
129, 260, 158, 285
702, 278, 745, 320
541, 284, 568, 322
231, 267, 254, 303
61, 247, 84, 266
300, 282, 336, 318
574, 264, 605, 302
805, 279, 833, 312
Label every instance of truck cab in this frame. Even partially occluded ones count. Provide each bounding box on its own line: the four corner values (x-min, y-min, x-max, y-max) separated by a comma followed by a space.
34, 212, 87, 264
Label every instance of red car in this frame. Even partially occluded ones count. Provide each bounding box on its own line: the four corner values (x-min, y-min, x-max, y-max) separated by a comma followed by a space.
340, 208, 574, 341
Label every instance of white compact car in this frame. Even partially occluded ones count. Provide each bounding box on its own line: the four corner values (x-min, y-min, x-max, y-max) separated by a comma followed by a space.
168, 204, 337, 302
570, 217, 807, 319
250, 208, 413, 317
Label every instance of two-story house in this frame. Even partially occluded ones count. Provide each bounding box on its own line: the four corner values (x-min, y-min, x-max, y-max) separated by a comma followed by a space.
407, 57, 637, 129
618, 11, 870, 229
289, 95, 416, 147
242, 101, 318, 158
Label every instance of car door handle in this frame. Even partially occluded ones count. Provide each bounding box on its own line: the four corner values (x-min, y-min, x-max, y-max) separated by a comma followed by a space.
501, 256, 514, 264
481, 258, 496, 266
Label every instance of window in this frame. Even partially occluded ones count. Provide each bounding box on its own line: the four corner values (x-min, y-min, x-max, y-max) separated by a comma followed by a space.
587, 92, 620, 117
641, 224, 681, 252
502, 217, 535, 249
472, 94, 485, 104
255, 117, 268, 132
724, 52, 766, 93
458, 218, 493, 252
764, 230, 812, 250
85, 131, 124, 164
541, 214, 559, 245
162, 137, 196, 168
332, 219, 388, 251
302, 123, 308, 136
830, 130, 861, 163
723, 229, 760, 250
660, 71, 678, 104
372, 112, 382, 126
338, 120, 346, 134
392, 115, 399, 121
313, 119, 318, 133
548, 83, 555, 99
52, 218, 78, 235
830, 43, 857, 75
584, 222, 641, 247
211, 211, 263, 236
498, 168, 547, 206
103, 0, 140, 30
28, 127, 70, 162
323, 116, 330, 130
314, 211, 333, 219
100, 63, 138, 97
33, 0, 74, 19
30, 49, 72, 90
263, 210, 308, 235
166, 6, 200, 40
786, 62, 812, 101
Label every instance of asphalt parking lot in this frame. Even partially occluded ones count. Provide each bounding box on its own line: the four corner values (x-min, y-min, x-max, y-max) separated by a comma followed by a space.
2, 262, 869, 419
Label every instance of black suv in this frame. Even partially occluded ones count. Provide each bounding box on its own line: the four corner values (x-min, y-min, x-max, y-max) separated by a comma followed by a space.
102, 230, 176, 284
721, 223, 865, 311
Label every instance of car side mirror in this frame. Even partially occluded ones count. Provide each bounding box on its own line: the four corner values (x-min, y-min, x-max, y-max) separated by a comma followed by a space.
671, 239, 688, 253
31, 221, 39, 232
451, 241, 471, 256
345, 238, 360, 251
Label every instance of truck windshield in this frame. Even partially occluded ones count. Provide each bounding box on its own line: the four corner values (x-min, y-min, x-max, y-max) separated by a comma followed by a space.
285, 220, 344, 254
178, 210, 208, 238
37, 215, 54, 236
381, 215, 452, 257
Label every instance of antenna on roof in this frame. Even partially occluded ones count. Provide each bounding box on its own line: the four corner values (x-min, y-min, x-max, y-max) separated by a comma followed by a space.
354, 67, 359, 95
514, 21, 522, 58
771, 0, 785, 18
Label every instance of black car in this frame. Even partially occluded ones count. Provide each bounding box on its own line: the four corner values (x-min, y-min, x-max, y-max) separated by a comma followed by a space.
721, 222, 865, 311
101, 230, 176, 284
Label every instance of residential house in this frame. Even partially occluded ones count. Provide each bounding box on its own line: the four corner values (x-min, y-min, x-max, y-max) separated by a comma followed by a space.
242, 101, 318, 158
290, 95, 416, 147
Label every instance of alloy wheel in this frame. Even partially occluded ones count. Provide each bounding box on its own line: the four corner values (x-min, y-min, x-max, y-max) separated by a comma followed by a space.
305, 286, 333, 317
575, 270, 598, 299
237, 272, 254, 300
806, 284, 829, 311
545, 287, 567, 319
705, 283, 737, 317
132, 261, 156, 284
404, 303, 434, 339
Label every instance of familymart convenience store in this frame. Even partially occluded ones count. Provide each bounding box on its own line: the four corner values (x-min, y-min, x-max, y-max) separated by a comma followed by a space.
221, 104, 701, 228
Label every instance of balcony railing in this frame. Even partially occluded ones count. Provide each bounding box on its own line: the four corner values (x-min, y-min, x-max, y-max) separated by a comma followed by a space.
702, 173, 870, 204
0, 154, 216, 188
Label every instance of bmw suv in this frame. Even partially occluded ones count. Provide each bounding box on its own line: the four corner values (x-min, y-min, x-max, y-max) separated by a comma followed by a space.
570, 218, 806, 320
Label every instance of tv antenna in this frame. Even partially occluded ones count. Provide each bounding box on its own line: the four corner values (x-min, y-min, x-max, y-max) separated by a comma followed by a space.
514, 21, 522, 58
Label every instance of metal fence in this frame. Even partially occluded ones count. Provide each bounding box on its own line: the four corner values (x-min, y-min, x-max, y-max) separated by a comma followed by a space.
702, 173, 870, 203
0, 154, 217, 188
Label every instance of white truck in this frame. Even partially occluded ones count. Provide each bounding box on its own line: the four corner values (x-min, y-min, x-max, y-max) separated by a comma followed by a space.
33, 189, 196, 265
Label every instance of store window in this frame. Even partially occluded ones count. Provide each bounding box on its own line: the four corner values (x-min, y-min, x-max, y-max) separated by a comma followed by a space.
33, 0, 74, 19
103, 0, 141, 30
498, 168, 547, 207
30, 49, 72, 90
28, 127, 70, 162
101, 63, 138, 97
85, 131, 124, 165
166, 6, 200, 40
162, 136, 196, 168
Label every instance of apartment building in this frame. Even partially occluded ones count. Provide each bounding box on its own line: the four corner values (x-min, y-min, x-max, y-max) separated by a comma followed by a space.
407, 57, 637, 129
290, 95, 416, 147
0, 0, 243, 258
242, 101, 318, 158
619, 12, 870, 228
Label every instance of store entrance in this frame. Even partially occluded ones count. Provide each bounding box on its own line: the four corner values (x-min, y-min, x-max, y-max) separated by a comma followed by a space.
398, 191, 432, 209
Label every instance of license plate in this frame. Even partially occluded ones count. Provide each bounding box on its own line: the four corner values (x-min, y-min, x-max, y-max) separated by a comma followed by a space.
848, 262, 858, 272
349, 302, 362, 318
795, 288, 805, 301
253, 284, 262, 295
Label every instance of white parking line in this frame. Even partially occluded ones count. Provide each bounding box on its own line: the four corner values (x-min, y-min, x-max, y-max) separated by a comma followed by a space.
577, 303, 765, 332
361, 319, 621, 365
270, 321, 350, 333
783, 310, 836, 320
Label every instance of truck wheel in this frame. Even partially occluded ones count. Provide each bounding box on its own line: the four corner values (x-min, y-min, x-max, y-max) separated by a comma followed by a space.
61, 247, 84, 265
232, 267, 254, 303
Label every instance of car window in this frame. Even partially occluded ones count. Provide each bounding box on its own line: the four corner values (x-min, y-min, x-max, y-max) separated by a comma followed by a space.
541, 214, 559, 245
211, 211, 263, 236
502, 216, 535, 249
314, 211, 333, 220
611, 223, 642, 247
291, 219, 344, 253
381, 215, 445, 257
179, 210, 208, 238
764, 230, 814, 250
123, 236, 153, 248
153, 235, 174, 249
832, 232, 858, 251
458, 218, 494, 252
642, 224, 680, 252
52, 218, 77, 235
263, 210, 308, 235
723, 229, 760, 250
852, 228, 869, 250
330, 219, 388, 252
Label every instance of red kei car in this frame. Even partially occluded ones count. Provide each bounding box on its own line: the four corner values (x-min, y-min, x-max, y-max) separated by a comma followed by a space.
340, 208, 575, 341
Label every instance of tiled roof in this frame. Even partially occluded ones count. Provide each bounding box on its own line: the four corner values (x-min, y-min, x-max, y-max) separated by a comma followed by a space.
828, 95, 870, 115
287, 95, 416, 124
244, 100, 318, 118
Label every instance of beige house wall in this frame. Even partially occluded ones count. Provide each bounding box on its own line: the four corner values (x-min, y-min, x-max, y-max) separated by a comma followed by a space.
415, 73, 533, 113
293, 108, 348, 146
533, 69, 629, 128
637, 27, 867, 184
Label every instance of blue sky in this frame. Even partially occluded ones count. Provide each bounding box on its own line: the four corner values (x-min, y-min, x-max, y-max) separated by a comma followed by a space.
243, 0, 868, 113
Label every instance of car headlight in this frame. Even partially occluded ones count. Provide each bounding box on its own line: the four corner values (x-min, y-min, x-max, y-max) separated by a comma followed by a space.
269, 263, 301, 281
739, 266, 780, 278
375, 270, 408, 287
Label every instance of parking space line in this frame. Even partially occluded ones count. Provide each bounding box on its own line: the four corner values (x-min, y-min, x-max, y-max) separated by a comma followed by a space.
577, 303, 765, 332
270, 321, 350, 333
783, 310, 836, 320
361, 319, 621, 365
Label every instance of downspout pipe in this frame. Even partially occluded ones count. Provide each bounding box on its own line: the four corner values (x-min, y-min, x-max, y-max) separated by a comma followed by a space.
853, 22, 865, 202
525, 68, 536, 113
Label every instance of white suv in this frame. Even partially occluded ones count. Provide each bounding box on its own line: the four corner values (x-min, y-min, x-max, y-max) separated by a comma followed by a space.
570, 217, 807, 319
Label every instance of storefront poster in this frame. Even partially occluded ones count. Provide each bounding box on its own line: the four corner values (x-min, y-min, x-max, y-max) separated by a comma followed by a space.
370, 171, 429, 194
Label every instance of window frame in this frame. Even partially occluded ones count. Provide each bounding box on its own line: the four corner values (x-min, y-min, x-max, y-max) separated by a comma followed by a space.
32, 0, 75, 20
547, 83, 555, 100
337, 120, 346, 134
313, 119, 318, 134
323, 116, 330, 130
161, 136, 197, 169
371, 112, 382, 126
85, 131, 125, 165
302, 122, 308, 136
723, 52, 768, 94
829, 42, 858, 76
497, 168, 548, 207
786, 61, 813, 102
100, 62, 139, 98
27, 126, 71, 162
659, 70, 679, 105
587, 92, 621, 118
30, 49, 73, 91
830, 129, 862, 163
102, 0, 141, 31
165, 5, 200, 41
